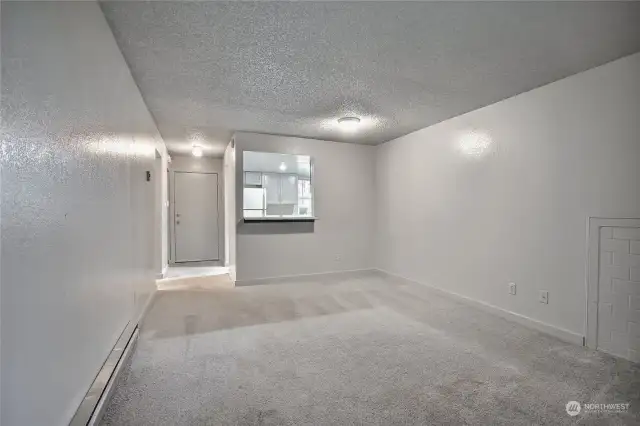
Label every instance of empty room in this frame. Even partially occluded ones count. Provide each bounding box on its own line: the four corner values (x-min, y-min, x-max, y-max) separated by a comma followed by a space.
2, 1, 640, 425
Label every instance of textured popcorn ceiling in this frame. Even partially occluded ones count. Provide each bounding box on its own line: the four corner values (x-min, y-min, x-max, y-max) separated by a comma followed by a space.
101, 1, 640, 155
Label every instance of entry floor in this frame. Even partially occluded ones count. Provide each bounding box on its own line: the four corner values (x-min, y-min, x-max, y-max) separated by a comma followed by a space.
164, 265, 229, 280
157, 266, 232, 291
101, 272, 640, 425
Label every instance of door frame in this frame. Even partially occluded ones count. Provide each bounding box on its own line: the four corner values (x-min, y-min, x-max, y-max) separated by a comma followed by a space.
153, 149, 163, 277
172, 170, 220, 263
586, 217, 640, 350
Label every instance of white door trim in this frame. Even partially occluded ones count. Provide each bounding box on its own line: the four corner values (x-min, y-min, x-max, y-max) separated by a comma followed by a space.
586, 217, 640, 350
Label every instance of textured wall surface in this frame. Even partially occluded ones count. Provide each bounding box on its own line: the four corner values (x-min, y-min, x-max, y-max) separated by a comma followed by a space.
168, 155, 225, 265
233, 132, 376, 282
1, 2, 166, 425
376, 53, 640, 337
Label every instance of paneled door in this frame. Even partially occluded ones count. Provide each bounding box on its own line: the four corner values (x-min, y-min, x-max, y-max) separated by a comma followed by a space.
596, 226, 640, 362
174, 172, 219, 262
587, 218, 640, 363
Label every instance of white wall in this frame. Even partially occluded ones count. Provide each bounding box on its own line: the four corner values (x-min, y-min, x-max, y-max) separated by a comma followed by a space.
168, 155, 225, 264
233, 132, 376, 282
1, 2, 167, 425
224, 141, 237, 281
376, 53, 640, 338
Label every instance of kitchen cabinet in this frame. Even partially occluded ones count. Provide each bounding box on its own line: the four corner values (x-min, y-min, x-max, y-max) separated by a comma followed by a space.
262, 173, 298, 205
280, 175, 298, 204
263, 173, 280, 204
244, 171, 262, 186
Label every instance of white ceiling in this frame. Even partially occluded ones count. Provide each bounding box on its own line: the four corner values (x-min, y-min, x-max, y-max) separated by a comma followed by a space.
101, 1, 640, 156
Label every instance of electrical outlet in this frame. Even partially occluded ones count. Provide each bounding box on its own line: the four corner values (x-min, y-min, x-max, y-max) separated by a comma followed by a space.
509, 283, 517, 295
539, 291, 549, 304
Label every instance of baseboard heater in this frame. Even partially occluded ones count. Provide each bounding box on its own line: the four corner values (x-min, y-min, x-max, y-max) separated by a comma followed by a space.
69, 324, 139, 426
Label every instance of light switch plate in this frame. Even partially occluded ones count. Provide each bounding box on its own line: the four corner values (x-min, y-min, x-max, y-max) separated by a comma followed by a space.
509, 283, 516, 295
539, 291, 549, 304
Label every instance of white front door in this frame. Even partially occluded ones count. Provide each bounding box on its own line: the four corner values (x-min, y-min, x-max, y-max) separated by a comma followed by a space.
174, 171, 219, 262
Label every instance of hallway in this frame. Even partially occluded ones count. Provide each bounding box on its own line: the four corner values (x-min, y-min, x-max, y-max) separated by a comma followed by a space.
101, 274, 640, 425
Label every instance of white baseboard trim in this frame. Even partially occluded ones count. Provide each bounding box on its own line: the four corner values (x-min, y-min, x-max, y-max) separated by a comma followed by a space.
376, 269, 585, 347
155, 265, 168, 280
236, 268, 377, 286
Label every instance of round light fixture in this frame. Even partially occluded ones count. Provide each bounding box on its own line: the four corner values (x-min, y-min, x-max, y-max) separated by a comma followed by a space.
337, 116, 361, 132
279, 162, 287, 172
192, 145, 203, 157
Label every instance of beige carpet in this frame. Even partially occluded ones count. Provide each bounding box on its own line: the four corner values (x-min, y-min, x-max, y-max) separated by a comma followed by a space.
101, 272, 640, 425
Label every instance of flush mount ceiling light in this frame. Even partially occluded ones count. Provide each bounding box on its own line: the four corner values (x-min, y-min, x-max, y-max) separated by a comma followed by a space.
337, 116, 361, 132
279, 162, 287, 171
192, 145, 203, 157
